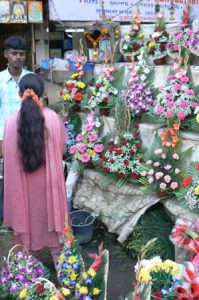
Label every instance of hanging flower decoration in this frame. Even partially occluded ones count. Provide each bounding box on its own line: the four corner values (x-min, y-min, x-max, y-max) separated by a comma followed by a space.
145, 13, 169, 60
87, 66, 119, 109
153, 63, 199, 121
84, 28, 109, 49
120, 10, 144, 57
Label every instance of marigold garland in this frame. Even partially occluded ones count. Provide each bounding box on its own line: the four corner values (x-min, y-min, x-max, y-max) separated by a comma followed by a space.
84, 28, 109, 49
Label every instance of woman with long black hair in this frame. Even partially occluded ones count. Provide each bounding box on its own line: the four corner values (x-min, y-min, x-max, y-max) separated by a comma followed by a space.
3, 73, 69, 261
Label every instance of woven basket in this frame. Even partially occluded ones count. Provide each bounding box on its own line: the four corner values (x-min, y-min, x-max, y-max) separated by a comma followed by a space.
6, 244, 29, 271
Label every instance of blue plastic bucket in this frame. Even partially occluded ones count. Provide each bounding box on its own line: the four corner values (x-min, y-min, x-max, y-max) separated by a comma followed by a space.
70, 210, 94, 244
84, 62, 95, 72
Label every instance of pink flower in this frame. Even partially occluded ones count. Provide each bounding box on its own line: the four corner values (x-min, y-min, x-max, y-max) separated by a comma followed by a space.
164, 175, 171, 183
195, 219, 199, 230
192, 102, 199, 109
173, 84, 182, 91
180, 100, 188, 109
168, 75, 175, 81
154, 162, 160, 167
167, 42, 172, 48
146, 160, 152, 165
148, 177, 154, 184
175, 168, 181, 174
83, 124, 94, 132
181, 76, 189, 83
156, 107, 164, 115
161, 153, 167, 159
154, 148, 163, 155
88, 133, 98, 142
148, 169, 154, 175
170, 182, 178, 189
141, 170, 147, 176
176, 33, 183, 40
173, 153, 179, 160
177, 111, 187, 120
186, 89, 195, 96
164, 165, 172, 170
94, 144, 104, 153
166, 93, 174, 100
76, 134, 83, 142
69, 145, 77, 154
187, 29, 194, 36
173, 45, 179, 51
159, 183, 167, 190
167, 101, 175, 108
155, 172, 164, 180
166, 110, 173, 118
80, 153, 91, 163
78, 143, 88, 153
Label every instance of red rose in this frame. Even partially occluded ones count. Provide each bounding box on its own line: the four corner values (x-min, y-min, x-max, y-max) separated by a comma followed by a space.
105, 167, 110, 172
133, 44, 139, 50
67, 83, 75, 92
181, 176, 192, 187
36, 284, 45, 294
156, 27, 161, 32
119, 172, 125, 177
154, 36, 159, 42
136, 143, 141, 149
98, 163, 103, 168
116, 149, 122, 155
96, 84, 101, 89
159, 43, 165, 50
123, 159, 129, 166
109, 159, 115, 164
74, 92, 83, 102
129, 149, 135, 155
122, 140, 127, 145
102, 157, 108, 161
196, 163, 199, 171
133, 132, 139, 138
149, 48, 155, 54
103, 97, 108, 103
131, 173, 138, 179
152, 291, 162, 300
133, 123, 139, 128
163, 31, 168, 36
108, 141, 114, 146
139, 157, 145, 163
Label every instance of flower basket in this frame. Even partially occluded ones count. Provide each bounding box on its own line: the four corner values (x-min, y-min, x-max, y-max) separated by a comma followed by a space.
6, 244, 29, 271
99, 107, 110, 116
156, 190, 169, 198
86, 160, 95, 169
153, 56, 166, 65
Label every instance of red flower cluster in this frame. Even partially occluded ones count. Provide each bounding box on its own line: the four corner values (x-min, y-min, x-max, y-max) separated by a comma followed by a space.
36, 284, 45, 294
182, 176, 192, 187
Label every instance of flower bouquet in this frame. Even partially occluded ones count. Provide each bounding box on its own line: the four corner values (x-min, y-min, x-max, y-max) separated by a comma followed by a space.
145, 13, 169, 63
98, 123, 145, 187
86, 66, 119, 114
69, 110, 104, 169
120, 10, 144, 59
153, 63, 199, 122
189, 30, 199, 56
0, 245, 47, 299
175, 162, 199, 211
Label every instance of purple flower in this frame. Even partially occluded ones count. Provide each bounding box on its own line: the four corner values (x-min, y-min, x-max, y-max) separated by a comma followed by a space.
10, 283, 18, 294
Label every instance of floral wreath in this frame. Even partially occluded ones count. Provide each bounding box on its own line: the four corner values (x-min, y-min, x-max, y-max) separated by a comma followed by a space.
84, 28, 109, 49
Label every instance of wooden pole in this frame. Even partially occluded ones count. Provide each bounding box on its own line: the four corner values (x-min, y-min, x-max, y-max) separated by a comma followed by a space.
31, 23, 36, 72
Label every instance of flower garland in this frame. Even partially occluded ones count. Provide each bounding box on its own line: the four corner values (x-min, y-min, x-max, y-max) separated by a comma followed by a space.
84, 28, 109, 49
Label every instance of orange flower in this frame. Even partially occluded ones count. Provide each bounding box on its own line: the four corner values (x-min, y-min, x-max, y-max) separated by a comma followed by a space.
74, 92, 83, 102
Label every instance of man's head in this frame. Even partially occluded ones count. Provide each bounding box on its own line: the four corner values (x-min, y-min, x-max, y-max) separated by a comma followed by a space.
4, 36, 27, 70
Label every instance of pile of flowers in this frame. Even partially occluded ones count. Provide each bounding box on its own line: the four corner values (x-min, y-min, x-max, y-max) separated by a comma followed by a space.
139, 140, 184, 196
0, 247, 46, 299
87, 66, 118, 109
175, 162, 199, 210
120, 10, 144, 56
145, 13, 169, 60
153, 63, 199, 121
98, 123, 145, 184
126, 62, 154, 116
138, 256, 181, 299
189, 30, 199, 56
69, 110, 104, 167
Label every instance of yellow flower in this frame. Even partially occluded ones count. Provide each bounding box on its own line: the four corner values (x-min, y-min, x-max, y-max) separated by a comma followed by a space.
68, 256, 77, 264
76, 82, 86, 89
59, 253, 65, 264
50, 296, 59, 300
92, 91, 97, 96
64, 280, 69, 287
138, 268, 151, 282
93, 288, 100, 295
125, 31, 131, 35
104, 85, 108, 91
149, 42, 156, 47
70, 273, 78, 280
67, 267, 72, 273
79, 286, 88, 294
76, 283, 80, 289
88, 268, 96, 278
61, 288, 71, 296
71, 73, 79, 79
138, 33, 144, 39
196, 113, 199, 124
82, 272, 88, 280
19, 289, 27, 299
88, 149, 95, 156
195, 186, 199, 195
92, 50, 98, 57
63, 94, 70, 101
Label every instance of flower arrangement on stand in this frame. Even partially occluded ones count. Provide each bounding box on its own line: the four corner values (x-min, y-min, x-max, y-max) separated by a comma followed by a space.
153, 62, 199, 122
0, 245, 47, 299
86, 66, 119, 115
69, 110, 104, 170
98, 122, 145, 187
175, 162, 199, 210
189, 31, 199, 56
139, 133, 192, 197
145, 13, 169, 65
59, 55, 87, 111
